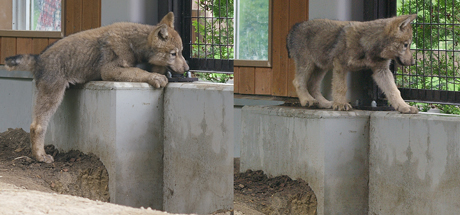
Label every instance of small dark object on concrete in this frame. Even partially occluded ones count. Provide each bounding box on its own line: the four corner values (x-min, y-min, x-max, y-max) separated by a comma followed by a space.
167, 71, 198, 82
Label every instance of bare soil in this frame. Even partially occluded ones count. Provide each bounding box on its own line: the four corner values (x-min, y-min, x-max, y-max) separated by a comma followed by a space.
234, 159, 317, 215
0, 128, 109, 202
0, 128, 317, 215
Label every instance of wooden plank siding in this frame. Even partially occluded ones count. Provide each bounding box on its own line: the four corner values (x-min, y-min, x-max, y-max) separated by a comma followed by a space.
233, 67, 240, 93
16, 38, 33, 55
0, 38, 16, 64
238, 67, 256, 94
0, 0, 101, 64
234, 0, 309, 98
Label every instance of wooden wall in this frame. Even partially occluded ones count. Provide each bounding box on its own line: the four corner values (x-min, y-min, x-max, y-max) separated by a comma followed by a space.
234, 0, 309, 98
0, 0, 13, 30
0, 0, 101, 64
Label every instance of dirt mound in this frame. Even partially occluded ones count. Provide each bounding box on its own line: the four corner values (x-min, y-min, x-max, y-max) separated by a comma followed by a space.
234, 162, 317, 215
0, 128, 109, 202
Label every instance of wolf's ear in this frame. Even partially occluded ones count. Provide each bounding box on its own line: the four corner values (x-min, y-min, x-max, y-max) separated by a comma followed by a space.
149, 24, 169, 44
397, 14, 417, 31
159, 12, 174, 29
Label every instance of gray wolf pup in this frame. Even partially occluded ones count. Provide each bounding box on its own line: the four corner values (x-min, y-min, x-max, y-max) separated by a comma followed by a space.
4, 12, 189, 163
286, 14, 418, 114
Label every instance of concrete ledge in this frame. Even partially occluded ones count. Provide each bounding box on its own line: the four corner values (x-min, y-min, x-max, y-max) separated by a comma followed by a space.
44, 81, 233, 214
240, 106, 460, 215
46, 81, 165, 209
240, 106, 371, 215
164, 82, 234, 214
369, 112, 460, 214
0, 69, 34, 132
0, 68, 34, 79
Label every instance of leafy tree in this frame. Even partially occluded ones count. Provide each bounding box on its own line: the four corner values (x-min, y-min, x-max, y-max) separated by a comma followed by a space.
396, 0, 460, 114
191, 0, 234, 60
397, 0, 460, 50
191, 0, 234, 83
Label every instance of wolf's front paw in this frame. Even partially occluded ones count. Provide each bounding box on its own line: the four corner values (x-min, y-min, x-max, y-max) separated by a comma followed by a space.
148, 74, 168, 88
333, 102, 352, 111
398, 105, 418, 114
299, 98, 318, 108
35, 153, 54, 163
317, 101, 333, 109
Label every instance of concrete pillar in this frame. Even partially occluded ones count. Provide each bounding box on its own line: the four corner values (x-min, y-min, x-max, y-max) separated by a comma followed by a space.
44, 81, 234, 214
240, 106, 370, 215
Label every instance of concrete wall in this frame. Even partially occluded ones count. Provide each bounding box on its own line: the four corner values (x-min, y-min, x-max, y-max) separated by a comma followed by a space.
101, 0, 158, 26
163, 83, 234, 214
309, 0, 363, 21
233, 98, 284, 157
369, 112, 460, 215
240, 106, 370, 215
43, 81, 233, 215
240, 106, 460, 215
46, 82, 165, 209
0, 69, 33, 132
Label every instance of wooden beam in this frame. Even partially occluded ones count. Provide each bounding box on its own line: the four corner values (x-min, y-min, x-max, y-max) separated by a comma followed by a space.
271, 0, 289, 96
33, 38, 49, 54
1, 37, 17, 64
16, 38, 33, 55
287, 0, 309, 97
255, 67, 272, 95
234, 67, 240, 93
238, 67, 255, 94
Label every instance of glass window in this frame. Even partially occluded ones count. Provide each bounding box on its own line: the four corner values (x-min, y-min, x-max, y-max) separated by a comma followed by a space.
235, 0, 269, 61
0, 0, 61, 31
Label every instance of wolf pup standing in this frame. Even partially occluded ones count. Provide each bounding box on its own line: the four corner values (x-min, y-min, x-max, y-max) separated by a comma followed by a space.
286, 14, 418, 114
4, 12, 189, 163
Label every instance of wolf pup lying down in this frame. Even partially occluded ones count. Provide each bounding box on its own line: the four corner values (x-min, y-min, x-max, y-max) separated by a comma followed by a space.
5, 12, 189, 163
286, 14, 418, 114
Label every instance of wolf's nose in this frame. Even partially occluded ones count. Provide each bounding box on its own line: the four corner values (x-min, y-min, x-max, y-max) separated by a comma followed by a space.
184, 64, 190, 73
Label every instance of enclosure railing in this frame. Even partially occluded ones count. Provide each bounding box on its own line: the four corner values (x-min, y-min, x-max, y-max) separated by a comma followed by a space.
182, 0, 234, 72
395, 0, 460, 104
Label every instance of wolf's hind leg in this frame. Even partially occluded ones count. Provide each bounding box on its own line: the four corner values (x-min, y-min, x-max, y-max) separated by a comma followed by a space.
331, 60, 352, 111
101, 63, 168, 88
30, 82, 67, 163
308, 69, 332, 109
293, 62, 318, 107
372, 69, 418, 114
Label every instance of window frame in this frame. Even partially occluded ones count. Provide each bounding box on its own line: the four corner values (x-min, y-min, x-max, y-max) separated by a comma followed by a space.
180, 0, 273, 72
0, 0, 65, 38
233, 0, 272, 67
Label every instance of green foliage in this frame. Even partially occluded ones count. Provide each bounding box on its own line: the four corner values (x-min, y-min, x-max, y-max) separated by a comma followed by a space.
397, 0, 460, 50
396, 0, 460, 114
197, 0, 234, 18
191, 0, 234, 60
409, 102, 460, 114
437, 104, 460, 114
395, 52, 460, 91
195, 72, 233, 83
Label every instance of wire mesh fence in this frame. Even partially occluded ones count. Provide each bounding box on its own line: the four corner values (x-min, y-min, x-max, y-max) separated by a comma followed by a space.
182, 0, 234, 72
395, 0, 460, 104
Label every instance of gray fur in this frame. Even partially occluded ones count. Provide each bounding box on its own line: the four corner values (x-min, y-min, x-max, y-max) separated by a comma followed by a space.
287, 14, 418, 113
4, 12, 189, 163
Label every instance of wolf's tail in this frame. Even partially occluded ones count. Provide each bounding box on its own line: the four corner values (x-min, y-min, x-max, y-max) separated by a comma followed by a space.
286, 22, 301, 59
286, 33, 292, 58
4, 54, 38, 72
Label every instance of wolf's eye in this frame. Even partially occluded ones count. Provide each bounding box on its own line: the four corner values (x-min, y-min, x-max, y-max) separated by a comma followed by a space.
171, 52, 177, 57
404, 43, 409, 48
